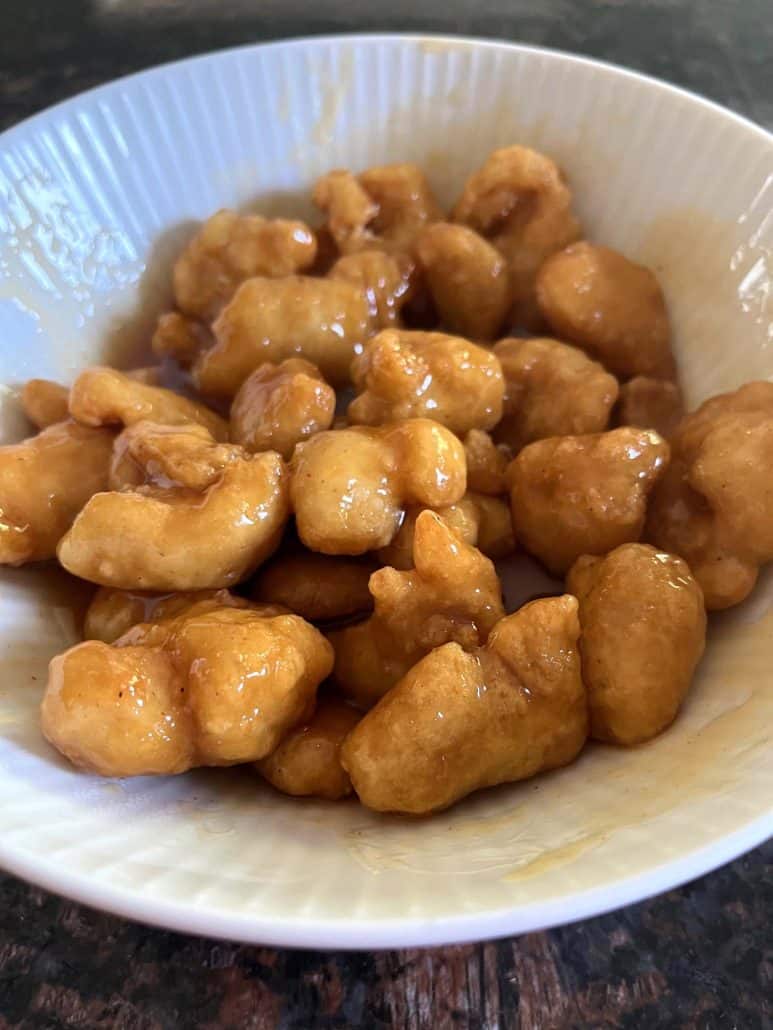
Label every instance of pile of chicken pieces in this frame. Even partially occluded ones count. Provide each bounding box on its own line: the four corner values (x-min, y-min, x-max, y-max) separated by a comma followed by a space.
3, 145, 771, 815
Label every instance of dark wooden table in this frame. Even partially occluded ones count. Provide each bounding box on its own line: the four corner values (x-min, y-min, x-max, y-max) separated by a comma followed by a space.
1, 2, 771, 1027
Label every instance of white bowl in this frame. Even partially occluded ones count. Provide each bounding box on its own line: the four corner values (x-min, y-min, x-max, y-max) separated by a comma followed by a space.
0, 35, 771, 949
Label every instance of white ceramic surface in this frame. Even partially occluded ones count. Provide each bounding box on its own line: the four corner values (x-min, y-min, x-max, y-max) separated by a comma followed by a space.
0, 35, 771, 949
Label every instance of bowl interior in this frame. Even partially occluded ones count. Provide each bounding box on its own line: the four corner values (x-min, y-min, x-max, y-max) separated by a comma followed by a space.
0, 36, 771, 947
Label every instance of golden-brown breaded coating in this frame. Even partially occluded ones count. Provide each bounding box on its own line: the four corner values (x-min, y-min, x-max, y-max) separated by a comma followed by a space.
107, 421, 223, 491
230, 358, 336, 459
58, 422, 289, 590
256, 695, 361, 800
509, 427, 670, 575
452, 145, 581, 327
375, 499, 478, 569
312, 170, 379, 254
463, 429, 511, 495
568, 544, 705, 746
196, 275, 373, 396
493, 337, 619, 452
348, 329, 504, 435
250, 550, 376, 622
328, 249, 414, 328
536, 242, 675, 380
290, 419, 467, 555
314, 164, 442, 255
646, 382, 773, 609
472, 493, 517, 559
0, 421, 114, 565
83, 586, 267, 643
173, 210, 317, 320
151, 312, 211, 368
359, 163, 443, 250
340, 595, 587, 814
415, 222, 511, 340
329, 511, 505, 708
376, 492, 515, 570
615, 376, 684, 438
42, 605, 333, 776
20, 379, 70, 429
69, 366, 228, 441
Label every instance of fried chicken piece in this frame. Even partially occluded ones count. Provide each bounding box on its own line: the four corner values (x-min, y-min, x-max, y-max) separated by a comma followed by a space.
341, 595, 587, 813
329, 511, 505, 708
568, 544, 706, 745
509, 427, 669, 574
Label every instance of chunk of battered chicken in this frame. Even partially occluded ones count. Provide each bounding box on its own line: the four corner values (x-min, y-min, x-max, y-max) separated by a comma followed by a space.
151, 312, 211, 368
568, 544, 706, 745
41, 605, 333, 776
20, 379, 70, 429
0, 421, 114, 565
415, 222, 511, 340
173, 209, 317, 320
250, 550, 376, 622
493, 337, 619, 452
197, 275, 373, 396
376, 492, 515, 570
646, 381, 773, 609
328, 249, 415, 328
340, 595, 587, 814
536, 242, 675, 379
58, 422, 289, 590
256, 695, 360, 800
290, 418, 467, 555
463, 430, 511, 495
348, 330, 504, 435
313, 164, 441, 254
230, 358, 336, 459
452, 145, 581, 326
615, 376, 684, 439
329, 511, 505, 708
69, 366, 228, 440
509, 427, 670, 574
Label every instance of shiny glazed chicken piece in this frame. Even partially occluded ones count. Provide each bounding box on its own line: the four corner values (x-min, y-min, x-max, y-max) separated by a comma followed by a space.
0, 421, 114, 565
196, 275, 374, 395
256, 695, 361, 801
41, 605, 333, 776
646, 381, 773, 609
568, 543, 706, 745
20, 379, 70, 429
250, 550, 376, 622
313, 163, 442, 254
290, 418, 467, 555
462, 430, 511, 495
329, 510, 505, 708
536, 242, 675, 380
415, 222, 512, 340
229, 358, 336, 459
328, 249, 415, 329
493, 336, 619, 452
69, 366, 228, 440
376, 492, 515, 570
151, 312, 211, 368
173, 209, 318, 320
452, 145, 581, 327
57, 422, 290, 590
509, 426, 670, 575
348, 329, 505, 436
340, 595, 587, 814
